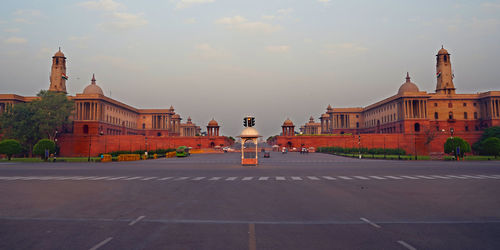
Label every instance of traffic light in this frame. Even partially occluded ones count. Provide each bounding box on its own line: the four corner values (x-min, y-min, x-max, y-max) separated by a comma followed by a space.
251, 117, 255, 127
243, 118, 247, 127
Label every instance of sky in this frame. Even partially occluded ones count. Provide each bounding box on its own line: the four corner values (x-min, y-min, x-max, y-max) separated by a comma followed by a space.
0, 0, 499, 138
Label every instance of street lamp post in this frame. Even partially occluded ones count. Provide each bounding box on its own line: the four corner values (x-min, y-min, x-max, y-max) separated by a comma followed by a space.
358, 135, 361, 159
88, 134, 92, 162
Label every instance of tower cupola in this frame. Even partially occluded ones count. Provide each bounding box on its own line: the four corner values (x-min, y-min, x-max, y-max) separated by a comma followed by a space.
49, 48, 67, 93
435, 46, 455, 95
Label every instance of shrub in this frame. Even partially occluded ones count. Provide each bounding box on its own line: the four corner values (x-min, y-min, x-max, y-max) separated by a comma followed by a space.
0, 139, 23, 160
480, 137, 500, 158
33, 139, 56, 159
444, 137, 471, 157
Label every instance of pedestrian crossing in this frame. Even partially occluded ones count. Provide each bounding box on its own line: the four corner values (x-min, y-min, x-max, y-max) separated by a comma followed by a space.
0, 174, 499, 182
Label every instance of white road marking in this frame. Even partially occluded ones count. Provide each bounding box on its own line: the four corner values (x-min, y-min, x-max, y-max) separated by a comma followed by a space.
400, 175, 419, 180
209, 177, 222, 181
89, 237, 113, 250
242, 177, 254, 181
446, 175, 467, 179
258, 177, 269, 181
129, 215, 146, 226
322, 176, 336, 180
291, 176, 303, 180
107, 176, 128, 180
369, 176, 386, 180
415, 175, 435, 179
141, 177, 157, 181
430, 175, 450, 179
460, 175, 483, 179
478, 175, 500, 179
397, 240, 417, 250
174, 177, 190, 181
158, 177, 173, 180
124, 177, 142, 180
307, 176, 320, 180
76, 176, 97, 180
384, 176, 402, 180
225, 177, 237, 181
192, 177, 206, 181
275, 176, 286, 181
338, 176, 353, 180
360, 217, 381, 228
353, 176, 369, 180
90, 176, 113, 180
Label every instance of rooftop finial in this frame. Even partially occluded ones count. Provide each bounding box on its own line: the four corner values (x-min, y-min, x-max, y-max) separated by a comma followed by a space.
406, 72, 410, 82
441, 45, 444, 49
91, 73, 96, 84
59, 47, 61, 52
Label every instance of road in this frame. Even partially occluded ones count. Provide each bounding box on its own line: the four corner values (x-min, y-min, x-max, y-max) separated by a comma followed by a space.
1, 152, 499, 250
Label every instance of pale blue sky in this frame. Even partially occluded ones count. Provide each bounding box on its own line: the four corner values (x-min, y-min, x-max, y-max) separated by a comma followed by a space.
1, 0, 499, 137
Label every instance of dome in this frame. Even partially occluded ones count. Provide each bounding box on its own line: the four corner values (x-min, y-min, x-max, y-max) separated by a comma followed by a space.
437, 46, 449, 55
172, 114, 180, 119
321, 113, 329, 118
238, 127, 260, 138
398, 72, 419, 95
327, 105, 333, 111
309, 116, 315, 123
83, 74, 104, 95
54, 48, 65, 57
208, 118, 219, 126
282, 118, 294, 126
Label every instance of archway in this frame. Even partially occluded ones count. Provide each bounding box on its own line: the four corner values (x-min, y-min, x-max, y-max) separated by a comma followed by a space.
83, 125, 89, 134
414, 123, 420, 132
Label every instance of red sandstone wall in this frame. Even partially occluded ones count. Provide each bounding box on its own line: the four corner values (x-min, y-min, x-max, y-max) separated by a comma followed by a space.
58, 135, 232, 157
275, 132, 482, 155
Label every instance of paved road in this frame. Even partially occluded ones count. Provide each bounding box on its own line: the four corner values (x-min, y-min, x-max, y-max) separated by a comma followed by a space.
1, 152, 499, 250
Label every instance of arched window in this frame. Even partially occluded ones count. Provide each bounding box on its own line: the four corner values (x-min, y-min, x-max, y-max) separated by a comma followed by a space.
434, 112, 438, 119
449, 112, 453, 119
414, 123, 420, 132
474, 112, 478, 119
83, 125, 89, 134
464, 112, 468, 119
443, 55, 447, 62
142, 123, 146, 129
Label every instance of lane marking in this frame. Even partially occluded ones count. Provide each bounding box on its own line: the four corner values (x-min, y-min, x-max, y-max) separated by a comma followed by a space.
248, 223, 257, 250
307, 176, 320, 180
107, 176, 128, 180
158, 177, 173, 180
90, 176, 113, 180
291, 176, 303, 180
397, 240, 417, 250
141, 177, 157, 181
258, 177, 269, 181
175, 177, 190, 181
89, 237, 113, 250
242, 177, 254, 181
416, 175, 435, 180
430, 175, 450, 179
338, 176, 353, 180
209, 177, 222, 181
478, 175, 500, 179
275, 176, 286, 181
129, 215, 146, 226
360, 217, 381, 229
226, 177, 237, 181
322, 176, 336, 180
460, 175, 483, 179
384, 176, 402, 180
125, 176, 142, 180
192, 177, 206, 181
353, 176, 369, 180
369, 176, 386, 180
400, 175, 418, 180
446, 175, 467, 179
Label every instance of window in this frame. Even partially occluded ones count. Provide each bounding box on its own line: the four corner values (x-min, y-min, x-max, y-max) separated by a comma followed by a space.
448, 103, 452, 108
142, 123, 145, 129
463, 103, 467, 107
414, 123, 420, 132
434, 103, 438, 107
436, 126, 440, 131
356, 122, 359, 128
83, 125, 89, 134
474, 112, 478, 119
356, 115, 359, 118
465, 126, 469, 131
449, 112, 454, 119
443, 55, 447, 62
474, 103, 477, 106
464, 112, 468, 119
434, 112, 438, 119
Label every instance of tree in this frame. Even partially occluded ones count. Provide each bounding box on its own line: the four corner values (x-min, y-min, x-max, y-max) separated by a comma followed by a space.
0, 139, 22, 160
473, 126, 500, 154
33, 139, 56, 159
444, 137, 471, 158
0, 90, 73, 155
481, 137, 500, 158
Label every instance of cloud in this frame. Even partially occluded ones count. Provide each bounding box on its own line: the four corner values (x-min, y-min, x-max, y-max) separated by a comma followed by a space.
324, 42, 368, 54
78, 0, 124, 11
318, 0, 331, 3
215, 16, 281, 33
78, 0, 148, 31
176, 0, 215, 9
277, 8, 293, 15
89, 54, 146, 71
4, 37, 27, 44
480, 2, 500, 9
266, 45, 290, 53
12, 9, 43, 24
69, 36, 90, 48
100, 12, 148, 30
261, 15, 275, 20
185, 18, 197, 24
4, 28, 20, 33
194, 43, 229, 59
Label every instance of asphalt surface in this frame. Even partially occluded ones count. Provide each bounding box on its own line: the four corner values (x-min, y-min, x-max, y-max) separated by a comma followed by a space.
0, 152, 499, 250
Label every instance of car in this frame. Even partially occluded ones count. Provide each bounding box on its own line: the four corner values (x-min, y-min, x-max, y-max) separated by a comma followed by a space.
263, 152, 270, 158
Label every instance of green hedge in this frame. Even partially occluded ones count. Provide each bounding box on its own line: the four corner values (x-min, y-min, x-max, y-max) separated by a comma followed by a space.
101, 148, 176, 157
317, 146, 406, 155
